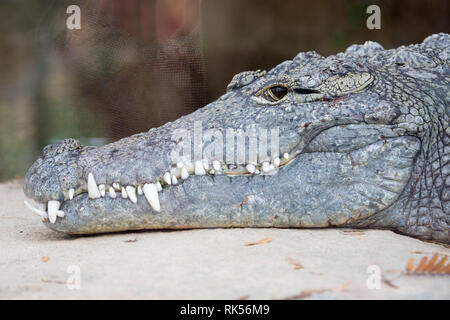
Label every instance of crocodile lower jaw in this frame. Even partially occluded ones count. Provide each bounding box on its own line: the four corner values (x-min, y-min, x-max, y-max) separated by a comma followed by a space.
24, 153, 295, 224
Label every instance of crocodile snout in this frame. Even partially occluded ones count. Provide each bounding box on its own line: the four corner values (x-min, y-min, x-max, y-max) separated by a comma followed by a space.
24, 138, 88, 204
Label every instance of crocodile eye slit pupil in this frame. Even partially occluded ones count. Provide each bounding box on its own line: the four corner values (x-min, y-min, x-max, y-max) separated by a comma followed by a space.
294, 88, 320, 94
267, 86, 288, 101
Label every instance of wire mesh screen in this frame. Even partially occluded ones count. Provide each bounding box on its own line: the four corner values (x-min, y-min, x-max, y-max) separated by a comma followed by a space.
45, 0, 207, 141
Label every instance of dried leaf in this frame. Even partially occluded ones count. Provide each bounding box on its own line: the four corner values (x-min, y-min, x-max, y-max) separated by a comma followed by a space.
283, 280, 351, 300
236, 295, 250, 300
341, 230, 365, 236
422, 253, 439, 272
245, 236, 272, 246
286, 257, 304, 270
414, 256, 428, 272
437, 263, 450, 274
41, 278, 66, 285
411, 250, 449, 256
406, 253, 450, 275
124, 238, 138, 243
430, 255, 447, 272
405, 258, 415, 272
285, 291, 312, 299
41, 256, 50, 263
381, 276, 399, 289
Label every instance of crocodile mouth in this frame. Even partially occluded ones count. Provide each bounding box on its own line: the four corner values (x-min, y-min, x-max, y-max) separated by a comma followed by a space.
23, 123, 420, 234
24, 139, 298, 224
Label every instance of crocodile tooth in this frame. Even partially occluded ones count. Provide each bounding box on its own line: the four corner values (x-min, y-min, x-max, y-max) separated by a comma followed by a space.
88, 173, 101, 199
183, 161, 194, 173
156, 181, 162, 192
163, 172, 172, 185
181, 167, 189, 179
202, 159, 209, 170
212, 160, 221, 171
273, 157, 280, 167
112, 182, 120, 191
68, 188, 74, 200
283, 153, 289, 159
255, 168, 260, 174
48, 200, 64, 223
121, 187, 128, 198
109, 187, 117, 198
143, 183, 160, 212
246, 164, 256, 173
262, 162, 271, 172
99, 184, 106, 197
171, 175, 178, 185
176, 161, 184, 168
126, 186, 137, 203
195, 160, 206, 175
137, 186, 143, 195
24, 200, 48, 219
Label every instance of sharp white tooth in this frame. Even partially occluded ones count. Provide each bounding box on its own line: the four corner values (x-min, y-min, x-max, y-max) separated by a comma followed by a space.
163, 172, 172, 185
202, 159, 209, 170
283, 153, 289, 159
183, 161, 194, 173
88, 173, 101, 199
181, 167, 189, 179
212, 160, 221, 171
137, 186, 143, 195
24, 200, 48, 219
68, 188, 74, 200
121, 187, 128, 198
156, 181, 162, 192
246, 164, 256, 173
171, 175, 178, 185
273, 157, 280, 167
209, 169, 215, 175
255, 168, 260, 174
112, 182, 120, 191
143, 183, 160, 212
48, 200, 63, 223
48, 200, 60, 210
98, 184, 106, 197
195, 160, 206, 175
126, 186, 137, 203
269, 164, 275, 171
262, 162, 271, 172
109, 187, 117, 198
176, 161, 184, 168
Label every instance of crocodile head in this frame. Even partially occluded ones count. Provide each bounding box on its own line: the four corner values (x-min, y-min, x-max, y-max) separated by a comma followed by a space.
23, 34, 449, 242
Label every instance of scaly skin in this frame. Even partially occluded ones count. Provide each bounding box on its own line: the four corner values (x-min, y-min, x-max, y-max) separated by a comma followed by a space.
23, 34, 449, 243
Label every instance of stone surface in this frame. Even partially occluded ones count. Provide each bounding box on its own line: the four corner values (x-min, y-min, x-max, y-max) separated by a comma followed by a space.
1, 181, 449, 299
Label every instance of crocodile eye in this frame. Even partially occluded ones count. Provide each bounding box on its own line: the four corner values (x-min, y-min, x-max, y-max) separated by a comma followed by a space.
263, 85, 288, 102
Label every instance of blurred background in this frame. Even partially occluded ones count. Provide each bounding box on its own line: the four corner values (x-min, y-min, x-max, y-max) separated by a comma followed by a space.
0, 0, 448, 181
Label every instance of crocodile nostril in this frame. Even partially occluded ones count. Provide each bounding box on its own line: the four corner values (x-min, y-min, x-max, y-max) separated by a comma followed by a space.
42, 138, 82, 158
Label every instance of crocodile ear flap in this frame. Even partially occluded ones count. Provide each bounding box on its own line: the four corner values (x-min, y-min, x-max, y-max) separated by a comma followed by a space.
226, 70, 266, 92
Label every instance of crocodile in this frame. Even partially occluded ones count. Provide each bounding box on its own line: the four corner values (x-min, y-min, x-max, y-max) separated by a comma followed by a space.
23, 33, 449, 243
